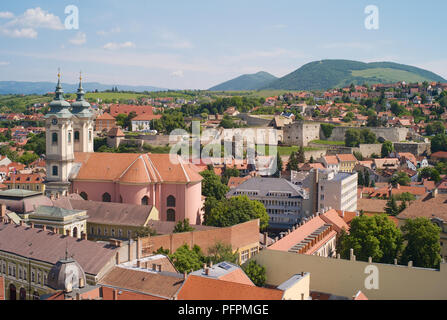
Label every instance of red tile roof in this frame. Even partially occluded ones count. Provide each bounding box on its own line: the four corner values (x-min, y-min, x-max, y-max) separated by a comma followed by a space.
177, 275, 284, 300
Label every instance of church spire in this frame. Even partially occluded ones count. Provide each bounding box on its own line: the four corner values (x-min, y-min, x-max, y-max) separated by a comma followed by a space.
76, 71, 86, 101
54, 68, 64, 101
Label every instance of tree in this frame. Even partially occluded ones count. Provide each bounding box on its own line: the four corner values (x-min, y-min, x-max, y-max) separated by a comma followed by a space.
400, 218, 442, 269
381, 141, 394, 158
18, 152, 39, 166
286, 152, 299, 171
385, 196, 400, 216
419, 167, 441, 183
205, 195, 269, 230
200, 170, 229, 200
124, 111, 137, 131
273, 152, 283, 178
133, 226, 157, 239
115, 113, 127, 128
297, 147, 305, 163
345, 128, 361, 147
221, 167, 240, 185
321, 123, 335, 139
242, 260, 266, 287
431, 134, 447, 153
173, 219, 195, 233
358, 170, 365, 186
360, 128, 377, 144
207, 242, 238, 264
169, 244, 206, 273
364, 170, 370, 187
390, 171, 411, 187
339, 215, 403, 264
426, 121, 445, 136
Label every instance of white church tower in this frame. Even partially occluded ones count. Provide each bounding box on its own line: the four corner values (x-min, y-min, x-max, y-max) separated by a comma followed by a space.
71, 73, 94, 153
44, 72, 75, 197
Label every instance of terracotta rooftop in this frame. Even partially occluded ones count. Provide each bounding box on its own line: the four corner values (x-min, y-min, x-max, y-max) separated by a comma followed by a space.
336, 154, 357, 162
177, 275, 284, 300
358, 198, 402, 214
398, 193, 447, 221
107, 127, 124, 137
0, 223, 118, 275
99, 266, 184, 299
73, 153, 203, 184
96, 113, 115, 120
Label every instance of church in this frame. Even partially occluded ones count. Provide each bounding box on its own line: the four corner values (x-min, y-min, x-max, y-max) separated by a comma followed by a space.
44, 73, 204, 224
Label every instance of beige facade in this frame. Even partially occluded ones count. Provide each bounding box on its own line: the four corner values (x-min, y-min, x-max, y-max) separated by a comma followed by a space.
318, 171, 357, 212
253, 249, 447, 300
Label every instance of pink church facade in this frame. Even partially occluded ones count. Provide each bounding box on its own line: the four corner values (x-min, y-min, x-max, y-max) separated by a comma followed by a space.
70, 152, 204, 224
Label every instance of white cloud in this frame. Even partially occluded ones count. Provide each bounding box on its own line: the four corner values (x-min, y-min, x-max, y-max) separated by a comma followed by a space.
0, 61, 10, 66
97, 27, 121, 36
69, 32, 87, 45
0, 7, 64, 39
171, 70, 184, 78
5, 7, 64, 30
0, 12, 14, 19
157, 30, 193, 49
103, 41, 136, 50
0, 27, 37, 38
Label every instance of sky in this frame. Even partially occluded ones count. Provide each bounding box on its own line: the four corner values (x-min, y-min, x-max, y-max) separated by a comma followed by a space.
0, 0, 446, 90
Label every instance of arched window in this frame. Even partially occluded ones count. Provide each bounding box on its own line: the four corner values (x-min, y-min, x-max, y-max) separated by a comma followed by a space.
9, 284, 16, 300
102, 192, 111, 203
74, 131, 80, 141
141, 196, 149, 206
19, 288, 26, 300
167, 209, 176, 222
80, 192, 88, 200
52, 132, 58, 145
167, 195, 176, 207
73, 227, 78, 238
68, 132, 72, 143
52, 166, 58, 176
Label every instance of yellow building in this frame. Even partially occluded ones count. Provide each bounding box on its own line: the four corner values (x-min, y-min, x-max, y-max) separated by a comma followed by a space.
4, 173, 45, 193
336, 153, 358, 173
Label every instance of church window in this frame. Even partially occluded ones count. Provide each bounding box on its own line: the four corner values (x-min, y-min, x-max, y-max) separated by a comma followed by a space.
167, 209, 176, 222
167, 195, 176, 207
141, 196, 149, 206
74, 131, 80, 141
68, 132, 72, 143
52, 133, 58, 145
52, 166, 58, 176
102, 192, 111, 202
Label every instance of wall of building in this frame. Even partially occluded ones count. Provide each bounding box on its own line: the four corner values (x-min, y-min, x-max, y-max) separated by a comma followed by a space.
352, 144, 382, 158
393, 142, 431, 156
141, 219, 260, 263
329, 127, 409, 143
253, 249, 447, 300
283, 122, 321, 147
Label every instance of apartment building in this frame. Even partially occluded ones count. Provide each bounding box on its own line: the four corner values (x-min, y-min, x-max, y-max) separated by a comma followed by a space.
318, 170, 357, 212
226, 178, 311, 230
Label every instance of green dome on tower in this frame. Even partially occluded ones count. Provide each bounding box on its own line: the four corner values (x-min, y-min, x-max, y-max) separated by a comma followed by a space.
71, 72, 93, 118
45, 71, 72, 119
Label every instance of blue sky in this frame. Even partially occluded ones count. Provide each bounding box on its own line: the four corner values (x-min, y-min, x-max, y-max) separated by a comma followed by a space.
0, 0, 446, 89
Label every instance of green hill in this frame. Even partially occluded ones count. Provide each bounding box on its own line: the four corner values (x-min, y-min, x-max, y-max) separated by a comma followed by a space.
209, 71, 278, 91
263, 60, 446, 90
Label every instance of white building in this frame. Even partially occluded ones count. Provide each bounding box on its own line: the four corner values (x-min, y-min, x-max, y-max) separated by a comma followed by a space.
131, 114, 161, 132
318, 170, 357, 213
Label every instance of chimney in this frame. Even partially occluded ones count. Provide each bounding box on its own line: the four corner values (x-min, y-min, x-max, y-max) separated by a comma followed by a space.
183, 271, 188, 279
0, 204, 6, 218
432, 188, 438, 198
79, 277, 85, 288
20, 220, 25, 227
116, 252, 120, 264
30, 222, 34, 229
76, 292, 80, 301
205, 267, 209, 276
368, 257, 372, 263
113, 289, 118, 301
342, 211, 345, 218
394, 259, 398, 265
209, 261, 213, 268
42, 225, 46, 232
408, 261, 413, 268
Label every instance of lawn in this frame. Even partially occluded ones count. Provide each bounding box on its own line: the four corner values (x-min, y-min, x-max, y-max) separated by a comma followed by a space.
310, 140, 346, 146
